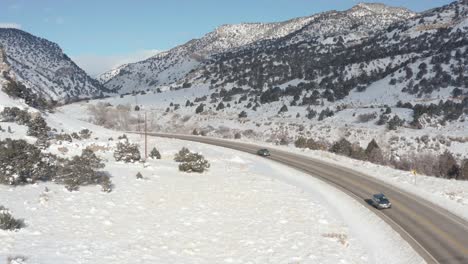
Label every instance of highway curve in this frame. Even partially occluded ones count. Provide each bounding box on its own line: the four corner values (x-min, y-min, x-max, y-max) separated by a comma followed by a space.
144, 133, 468, 264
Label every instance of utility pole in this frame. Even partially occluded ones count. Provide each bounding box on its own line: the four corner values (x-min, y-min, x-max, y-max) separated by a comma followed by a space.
144, 111, 148, 160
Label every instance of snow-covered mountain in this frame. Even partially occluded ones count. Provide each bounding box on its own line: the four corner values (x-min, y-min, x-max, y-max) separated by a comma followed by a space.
102, 16, 317, 92
97, 63, 128, 84
104, 3, 415, 93
79, 1, 468, 165
173, 0, 466, 109
0, 28, 106, 103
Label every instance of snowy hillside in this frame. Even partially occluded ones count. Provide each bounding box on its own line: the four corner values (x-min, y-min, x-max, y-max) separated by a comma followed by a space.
96, 63, 128, 84
0, 29, 106, 103
82, 1, 468, 169
103, 3, 415, 93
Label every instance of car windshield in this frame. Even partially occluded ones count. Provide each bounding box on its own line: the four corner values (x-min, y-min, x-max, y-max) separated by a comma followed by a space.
379, 198, 390, 204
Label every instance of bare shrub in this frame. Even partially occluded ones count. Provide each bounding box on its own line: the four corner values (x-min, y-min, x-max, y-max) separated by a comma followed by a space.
322, 233, 348, 246
350, 143, 367, 161
57, 146, 69, 154
86, 144, 111, 152
391, 151, 461, 179
87, 103, 134, 130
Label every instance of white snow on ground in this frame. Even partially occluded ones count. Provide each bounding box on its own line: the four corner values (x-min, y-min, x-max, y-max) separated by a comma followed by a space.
0, 108, 424, 263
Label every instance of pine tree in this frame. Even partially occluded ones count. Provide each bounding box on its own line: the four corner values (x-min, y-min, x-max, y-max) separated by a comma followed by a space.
136, 172, 143, 179
330, 138, 353, 157
149, 147, 161, 159
278, 105, 288, 114
365, 139, 384, 164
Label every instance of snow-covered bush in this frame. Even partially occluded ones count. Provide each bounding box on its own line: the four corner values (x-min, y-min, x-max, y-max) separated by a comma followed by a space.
71, 132, 81, 140
55, 148, 110, 192
387, 115, 404, 130
27, 114, 50, 139
79, 129, 92, 139
0, 206, 24, 231
0, 139, 54, 185
234, 132, 242, 139
174, 147, 210, 173
174, 147, 191, 162
0, 107, 30, 124
0, 139, 111, 190
149, 147, 161, 159
114, 141, 141, 163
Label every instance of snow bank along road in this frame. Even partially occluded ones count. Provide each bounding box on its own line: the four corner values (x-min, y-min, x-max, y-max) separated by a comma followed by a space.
138, 133, 468, 264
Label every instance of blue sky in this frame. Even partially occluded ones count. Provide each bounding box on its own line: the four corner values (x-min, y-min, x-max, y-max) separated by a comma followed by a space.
0, 0, 454, 75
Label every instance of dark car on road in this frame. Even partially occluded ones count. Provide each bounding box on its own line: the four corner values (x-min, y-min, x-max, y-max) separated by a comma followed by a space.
371, 193, 392, 209
257, 149, 271, 157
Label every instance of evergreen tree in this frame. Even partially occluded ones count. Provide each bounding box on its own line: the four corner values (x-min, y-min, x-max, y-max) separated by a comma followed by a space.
149, 147, 161, 159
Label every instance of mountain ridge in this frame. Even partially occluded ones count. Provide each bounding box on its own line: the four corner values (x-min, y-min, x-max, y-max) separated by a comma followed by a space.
0, 28, 107, 103
103, 2, 417, 92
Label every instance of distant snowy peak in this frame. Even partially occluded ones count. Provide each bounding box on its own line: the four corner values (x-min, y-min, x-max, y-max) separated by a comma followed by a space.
0, 28, 106, 102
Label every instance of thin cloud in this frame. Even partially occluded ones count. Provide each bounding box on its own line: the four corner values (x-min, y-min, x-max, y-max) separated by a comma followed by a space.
0, 23, 22, 29
71, 49, 161, 77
